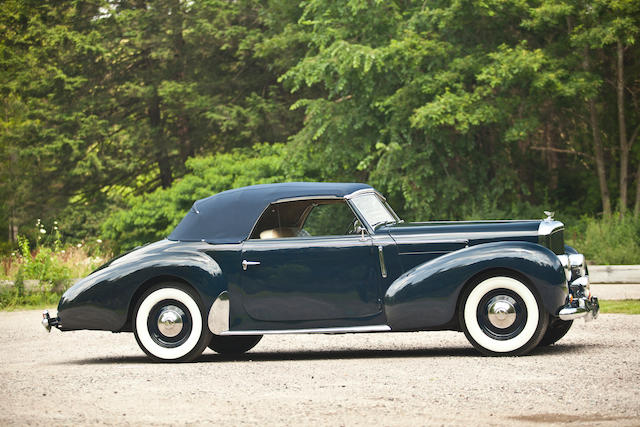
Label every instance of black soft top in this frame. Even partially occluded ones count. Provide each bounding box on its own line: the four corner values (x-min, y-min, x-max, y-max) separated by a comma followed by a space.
168, 182, 372, 243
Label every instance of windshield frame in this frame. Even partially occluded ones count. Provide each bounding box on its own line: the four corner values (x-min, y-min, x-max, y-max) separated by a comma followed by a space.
345, 190, 401, 232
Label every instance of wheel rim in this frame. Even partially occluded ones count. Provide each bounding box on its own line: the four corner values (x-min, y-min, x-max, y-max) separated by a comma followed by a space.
464, 276, 539, 353
147, 301, 192, 348
135, 288, 203, 360
476, 291, 527, 341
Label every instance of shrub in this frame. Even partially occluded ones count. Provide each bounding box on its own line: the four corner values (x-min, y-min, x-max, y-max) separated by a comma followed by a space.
17, 236, 72, 292
568, 215, 640, 265
102, 143, 292, 252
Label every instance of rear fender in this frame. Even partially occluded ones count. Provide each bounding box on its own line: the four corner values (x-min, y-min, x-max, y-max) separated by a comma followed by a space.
384, 241, 567, 331
57, 244, 225, 332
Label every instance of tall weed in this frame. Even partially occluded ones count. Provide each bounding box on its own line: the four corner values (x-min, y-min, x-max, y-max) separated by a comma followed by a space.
568, 215, 640, 265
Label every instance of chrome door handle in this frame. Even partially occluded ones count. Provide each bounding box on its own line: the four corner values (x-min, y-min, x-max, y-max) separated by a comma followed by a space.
242, 260, 261, 271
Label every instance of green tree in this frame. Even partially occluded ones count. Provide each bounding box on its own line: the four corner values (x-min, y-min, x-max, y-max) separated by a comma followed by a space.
102, 143, 291, 251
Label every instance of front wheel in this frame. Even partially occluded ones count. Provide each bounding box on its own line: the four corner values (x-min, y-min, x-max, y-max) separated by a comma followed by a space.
459, 275, 549, 356
133, 283, 212, 362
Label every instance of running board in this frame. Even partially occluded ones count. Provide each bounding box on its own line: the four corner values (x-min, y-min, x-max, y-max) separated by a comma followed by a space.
219, 325, 391, 336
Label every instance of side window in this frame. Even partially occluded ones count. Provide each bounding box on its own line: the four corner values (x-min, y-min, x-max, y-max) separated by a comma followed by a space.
302, 202, 358, 236
250, 199, 360, 239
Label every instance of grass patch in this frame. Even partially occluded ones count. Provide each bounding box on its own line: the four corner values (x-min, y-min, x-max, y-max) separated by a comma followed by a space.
599, 299, 640, 315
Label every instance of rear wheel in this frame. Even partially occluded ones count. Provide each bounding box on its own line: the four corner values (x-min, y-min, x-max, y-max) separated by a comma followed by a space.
538, 317, 573, 346
208, 335, 262, 355
459, 275, 549, 356
133, 283, 212, 362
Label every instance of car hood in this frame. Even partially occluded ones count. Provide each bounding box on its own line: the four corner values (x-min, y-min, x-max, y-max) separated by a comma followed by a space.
378, 220, 543, 246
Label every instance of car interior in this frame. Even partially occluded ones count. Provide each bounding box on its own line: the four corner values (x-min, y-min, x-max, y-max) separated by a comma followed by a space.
250, 199, 360, 239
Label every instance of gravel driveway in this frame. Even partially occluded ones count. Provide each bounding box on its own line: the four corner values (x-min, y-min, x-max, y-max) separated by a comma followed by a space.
1, 309, 639, 426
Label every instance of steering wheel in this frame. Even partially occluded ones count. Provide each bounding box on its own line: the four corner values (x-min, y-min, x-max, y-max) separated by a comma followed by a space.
345, 218, 361, 235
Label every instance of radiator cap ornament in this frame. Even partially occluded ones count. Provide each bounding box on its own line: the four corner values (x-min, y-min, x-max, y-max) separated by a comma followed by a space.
544, 211, 554, 221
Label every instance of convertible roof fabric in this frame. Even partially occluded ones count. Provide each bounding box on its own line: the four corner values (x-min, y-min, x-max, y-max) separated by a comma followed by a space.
168, 182, 372, 243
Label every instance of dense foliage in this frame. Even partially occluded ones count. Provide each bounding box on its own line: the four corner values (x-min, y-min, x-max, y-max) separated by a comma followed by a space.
1, 0, 640, 261
102, 143, 290, 250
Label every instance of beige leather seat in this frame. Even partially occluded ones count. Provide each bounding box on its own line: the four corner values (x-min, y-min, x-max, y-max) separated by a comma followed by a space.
259, 227, 299, 239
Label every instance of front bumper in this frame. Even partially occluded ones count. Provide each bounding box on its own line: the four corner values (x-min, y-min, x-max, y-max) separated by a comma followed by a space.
558, 276, 600, 321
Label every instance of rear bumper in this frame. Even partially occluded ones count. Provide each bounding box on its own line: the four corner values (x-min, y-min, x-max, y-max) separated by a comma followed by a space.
41, 310, 60, 332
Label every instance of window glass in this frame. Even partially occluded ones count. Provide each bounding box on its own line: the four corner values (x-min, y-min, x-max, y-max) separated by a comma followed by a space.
350, 193, 395, 228
302, 202, 358, 236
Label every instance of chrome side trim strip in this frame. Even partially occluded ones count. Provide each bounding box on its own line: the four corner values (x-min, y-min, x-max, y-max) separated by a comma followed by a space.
398, 251, 455, 256
220, 325, 391, 336
393, 238, 470, 245
208, 291, 230, 334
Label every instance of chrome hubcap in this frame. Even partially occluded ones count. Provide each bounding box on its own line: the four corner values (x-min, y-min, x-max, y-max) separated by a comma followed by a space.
487, 296, 517, 329
157, 306, 184, 337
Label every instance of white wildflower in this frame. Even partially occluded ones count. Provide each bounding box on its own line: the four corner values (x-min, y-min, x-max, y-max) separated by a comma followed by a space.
96, 239, 103, 243
54, 221, 58, 225
40, 228, 46, 234
54, 226, 58, 230
61, 250, 66, 254
77, 243, 82, 248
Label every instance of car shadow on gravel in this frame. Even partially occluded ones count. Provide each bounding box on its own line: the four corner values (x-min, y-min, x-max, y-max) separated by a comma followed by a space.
58, 342, 597, 365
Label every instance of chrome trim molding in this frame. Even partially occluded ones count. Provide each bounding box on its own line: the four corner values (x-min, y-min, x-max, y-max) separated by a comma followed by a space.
220, 325, 391, 336
393, 237, 470, 245
208, 291, 230, 334
274, 195, 343, 203
538, 219, 564, 236
344, 188, 385, 200
378, 245, 387, 278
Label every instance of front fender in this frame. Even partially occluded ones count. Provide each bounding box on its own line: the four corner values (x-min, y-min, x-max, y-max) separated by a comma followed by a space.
57, 241, 225, 331
384, 241, 568, 331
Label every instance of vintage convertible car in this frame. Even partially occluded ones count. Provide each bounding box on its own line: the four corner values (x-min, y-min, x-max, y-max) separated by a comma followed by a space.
42, 182, 599, 361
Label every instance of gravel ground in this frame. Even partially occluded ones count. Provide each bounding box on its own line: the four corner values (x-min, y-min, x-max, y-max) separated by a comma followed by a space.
0, 310, 639, 426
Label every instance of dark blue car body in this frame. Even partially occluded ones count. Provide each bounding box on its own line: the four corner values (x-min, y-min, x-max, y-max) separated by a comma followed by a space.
46, 182, 598, 360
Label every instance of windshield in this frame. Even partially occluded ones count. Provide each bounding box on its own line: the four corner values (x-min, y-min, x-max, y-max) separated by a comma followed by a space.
349, 193, 397, 228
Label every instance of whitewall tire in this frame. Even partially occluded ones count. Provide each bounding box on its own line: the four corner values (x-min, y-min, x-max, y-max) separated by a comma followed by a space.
133, 283, 212, 362
459, 275, 549, 356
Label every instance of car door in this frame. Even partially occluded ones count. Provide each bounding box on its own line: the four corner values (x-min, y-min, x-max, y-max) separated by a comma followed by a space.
238, 201, 383, 322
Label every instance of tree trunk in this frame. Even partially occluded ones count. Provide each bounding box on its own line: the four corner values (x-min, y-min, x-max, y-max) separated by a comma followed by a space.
545, 123, 559, 190
589, 99, 612, 217
149, 90, 173, 189
635, 162, 640, 217
583, 48, 612, 217
617, 40, 628, 215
